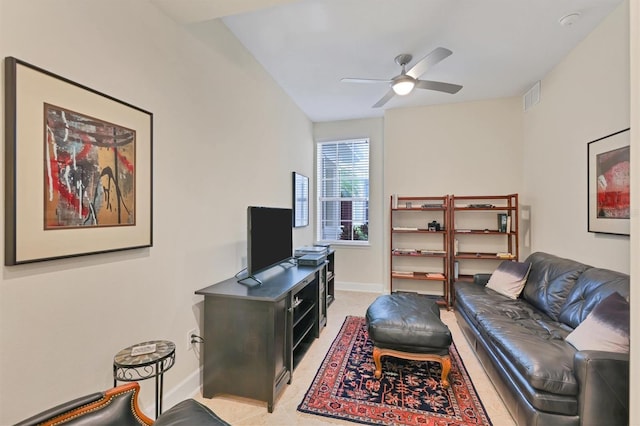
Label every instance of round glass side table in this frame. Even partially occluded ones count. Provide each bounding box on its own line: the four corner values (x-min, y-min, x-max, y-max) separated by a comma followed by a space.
113, 340, 176, 419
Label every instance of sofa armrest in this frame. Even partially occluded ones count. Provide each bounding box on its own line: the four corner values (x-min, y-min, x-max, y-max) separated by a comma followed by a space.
15, 382, 153, 426
574, 350, 629, 426
473, 273, 492, 286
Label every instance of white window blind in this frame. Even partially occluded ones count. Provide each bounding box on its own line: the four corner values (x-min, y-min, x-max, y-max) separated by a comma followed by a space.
316, 139, 369, 244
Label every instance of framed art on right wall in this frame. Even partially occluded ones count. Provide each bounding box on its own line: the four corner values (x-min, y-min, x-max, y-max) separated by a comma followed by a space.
587, 128, 630, 235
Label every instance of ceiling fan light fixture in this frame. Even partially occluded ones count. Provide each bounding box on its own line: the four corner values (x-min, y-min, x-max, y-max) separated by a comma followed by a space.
392, 76, 415, 95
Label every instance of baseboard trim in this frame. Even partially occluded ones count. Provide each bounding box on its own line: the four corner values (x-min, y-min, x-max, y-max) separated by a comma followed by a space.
145, 367, 201, 417
335, 280, 384, 293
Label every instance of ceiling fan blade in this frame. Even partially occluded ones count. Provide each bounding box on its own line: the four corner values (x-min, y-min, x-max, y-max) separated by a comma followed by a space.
341, 78, 391, 84
406, 47, 453, 79
415, 80, 462, 94
372, 89, 396, 108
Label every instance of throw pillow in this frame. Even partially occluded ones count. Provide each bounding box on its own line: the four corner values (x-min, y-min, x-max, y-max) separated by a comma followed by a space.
565, 292, 630, 353
486, 261, 532, 299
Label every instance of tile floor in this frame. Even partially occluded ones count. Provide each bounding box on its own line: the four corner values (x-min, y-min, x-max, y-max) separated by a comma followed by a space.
195, 290, 516, 425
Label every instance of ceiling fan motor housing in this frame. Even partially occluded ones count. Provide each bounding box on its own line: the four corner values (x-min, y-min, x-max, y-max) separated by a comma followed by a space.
394, 54, 413, 67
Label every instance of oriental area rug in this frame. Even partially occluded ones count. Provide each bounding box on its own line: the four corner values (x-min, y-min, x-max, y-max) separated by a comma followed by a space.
298, 316, 492, 426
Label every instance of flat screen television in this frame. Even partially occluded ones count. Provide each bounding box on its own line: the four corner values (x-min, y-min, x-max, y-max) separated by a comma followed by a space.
247, 206, 293, 277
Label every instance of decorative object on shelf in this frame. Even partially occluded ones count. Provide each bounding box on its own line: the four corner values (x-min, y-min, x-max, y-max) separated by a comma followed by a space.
587, 128, 630, 236
497, 213, 508, 232
4, 57, 153, 265
292, 172, 309, 227
427, 220, 441, 231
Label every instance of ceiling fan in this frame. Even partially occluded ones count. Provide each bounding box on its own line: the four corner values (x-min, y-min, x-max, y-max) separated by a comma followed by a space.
341, 47, 462, 108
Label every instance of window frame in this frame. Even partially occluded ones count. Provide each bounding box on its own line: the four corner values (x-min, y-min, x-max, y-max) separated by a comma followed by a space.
316, 138, 370, 246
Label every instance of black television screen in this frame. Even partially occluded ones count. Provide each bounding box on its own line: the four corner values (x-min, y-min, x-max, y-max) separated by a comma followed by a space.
247, 206, 293, 276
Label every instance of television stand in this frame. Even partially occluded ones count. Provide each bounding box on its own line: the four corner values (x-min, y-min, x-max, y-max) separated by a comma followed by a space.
195, 262, 327, 412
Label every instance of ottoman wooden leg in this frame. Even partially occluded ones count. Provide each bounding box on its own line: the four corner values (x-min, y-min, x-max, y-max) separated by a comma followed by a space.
440, 355, 451, 388
373, 346, 383, 379
372, 347, 451, 388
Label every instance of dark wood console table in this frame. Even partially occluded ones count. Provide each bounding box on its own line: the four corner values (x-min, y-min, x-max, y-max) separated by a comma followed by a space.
195, 261, 327, 412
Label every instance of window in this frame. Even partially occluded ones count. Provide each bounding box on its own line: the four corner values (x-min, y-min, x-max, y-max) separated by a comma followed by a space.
316, 139, 369, 244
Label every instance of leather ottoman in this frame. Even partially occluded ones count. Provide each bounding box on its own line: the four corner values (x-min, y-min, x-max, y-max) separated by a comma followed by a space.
366, 292, 452, 387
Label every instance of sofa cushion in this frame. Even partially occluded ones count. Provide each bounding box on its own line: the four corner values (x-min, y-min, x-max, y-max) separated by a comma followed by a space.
486, 260, 531, 299
522, 252, 589, 321
566, 292, 630, 353
558, 267, 630, 328
478, 314, 578, 396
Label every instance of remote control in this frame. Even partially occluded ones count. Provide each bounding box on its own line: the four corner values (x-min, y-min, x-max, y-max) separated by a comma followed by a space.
131, 343, 157, 356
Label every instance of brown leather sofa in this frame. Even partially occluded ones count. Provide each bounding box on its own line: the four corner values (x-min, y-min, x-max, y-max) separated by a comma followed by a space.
455, 252, 629, 426
14, 382, 230, 426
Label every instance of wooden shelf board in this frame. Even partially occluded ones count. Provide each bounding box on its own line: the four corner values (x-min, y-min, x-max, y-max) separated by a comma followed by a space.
392, 252, 446, 258
454, 252, 514, 260
454, 229, 512, 235
392, 229, 447, 234
391, 272, 447, 281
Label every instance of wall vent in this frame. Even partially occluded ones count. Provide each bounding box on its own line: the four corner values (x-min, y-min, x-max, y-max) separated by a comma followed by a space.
523, 81, 541, 111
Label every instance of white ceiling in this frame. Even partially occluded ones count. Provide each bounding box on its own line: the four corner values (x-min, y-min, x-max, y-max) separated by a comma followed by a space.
152, 0, 622, 122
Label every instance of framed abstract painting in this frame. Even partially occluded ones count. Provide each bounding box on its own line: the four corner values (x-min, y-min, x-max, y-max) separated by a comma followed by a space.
4, 57, 153, 265
587, 128, 630, 236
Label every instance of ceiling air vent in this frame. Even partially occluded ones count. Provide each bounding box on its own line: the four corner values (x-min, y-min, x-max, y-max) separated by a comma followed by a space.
523, 81, 541, 112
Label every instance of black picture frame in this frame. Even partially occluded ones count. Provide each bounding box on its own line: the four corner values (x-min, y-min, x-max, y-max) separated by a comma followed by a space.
4, 57, 153, 265
292, 172, 309, 227
587, 128, 630, 236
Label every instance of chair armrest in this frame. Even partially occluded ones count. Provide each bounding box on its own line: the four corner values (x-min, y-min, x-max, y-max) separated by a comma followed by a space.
15, 383, 153, 426
574, 350, 629, 426
473, 273, 492, 286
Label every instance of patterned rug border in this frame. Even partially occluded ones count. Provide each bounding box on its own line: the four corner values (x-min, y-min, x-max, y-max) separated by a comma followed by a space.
298, 315, 492, 426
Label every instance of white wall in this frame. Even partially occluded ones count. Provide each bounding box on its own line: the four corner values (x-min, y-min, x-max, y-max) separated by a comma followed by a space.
522, 2, 630, 273
383, 98, 524, 291
0, 1, 313, 424
313, 118, 384, 292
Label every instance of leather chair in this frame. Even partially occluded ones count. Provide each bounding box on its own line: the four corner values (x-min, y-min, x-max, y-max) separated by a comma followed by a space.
15, 382, 230, 426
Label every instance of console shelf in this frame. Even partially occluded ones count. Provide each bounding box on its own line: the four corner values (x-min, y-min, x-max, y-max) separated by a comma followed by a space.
195, 262, 327, 413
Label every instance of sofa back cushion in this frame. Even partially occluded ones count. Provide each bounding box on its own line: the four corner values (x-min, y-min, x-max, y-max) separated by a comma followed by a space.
521, 252, 589, 321
558, 267, 630, 328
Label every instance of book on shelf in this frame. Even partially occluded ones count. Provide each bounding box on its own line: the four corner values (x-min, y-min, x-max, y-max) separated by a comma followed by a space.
419, 249, 445, 255
496, 252, 515, 259
393, 226, 419, 231
392, 248, 417, 254
506, 216, 512, 233
425, 272, 445, 279
392, 270, 414, 276
391, 194, 398, 208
